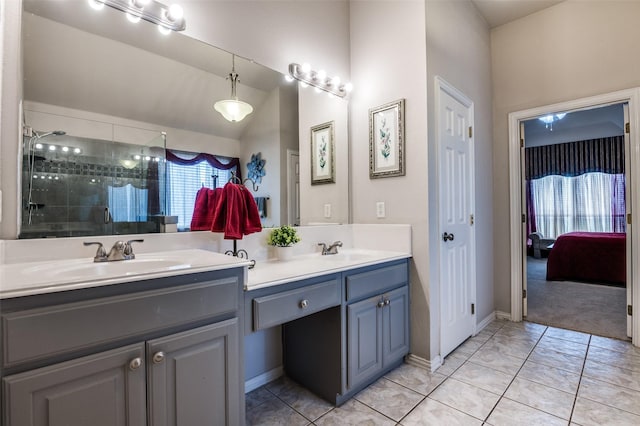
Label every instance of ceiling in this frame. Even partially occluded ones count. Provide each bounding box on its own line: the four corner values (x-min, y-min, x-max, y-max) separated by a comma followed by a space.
472, 0, 565, 28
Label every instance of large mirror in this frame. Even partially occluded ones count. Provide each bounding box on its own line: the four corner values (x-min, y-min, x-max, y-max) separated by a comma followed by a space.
20, 0, 348, 239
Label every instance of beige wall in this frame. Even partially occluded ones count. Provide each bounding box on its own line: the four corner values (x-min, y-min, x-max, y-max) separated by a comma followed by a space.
426, 0, 494, 359
349, 0, 430, 359
491, 0, 640, 313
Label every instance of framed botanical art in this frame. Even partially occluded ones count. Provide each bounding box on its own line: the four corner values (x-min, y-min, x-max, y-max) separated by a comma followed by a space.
310, 121, 335, 185
369, 99, 405, 178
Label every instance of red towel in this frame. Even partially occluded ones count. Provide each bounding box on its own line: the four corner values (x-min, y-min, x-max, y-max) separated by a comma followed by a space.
191, 187, 218, 231
211, 183, 263, 239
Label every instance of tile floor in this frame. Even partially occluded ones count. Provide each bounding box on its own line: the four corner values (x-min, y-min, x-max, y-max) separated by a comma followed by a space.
245, 319, 640, 425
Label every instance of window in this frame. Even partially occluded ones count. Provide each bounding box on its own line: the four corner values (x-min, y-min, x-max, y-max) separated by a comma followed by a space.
108, 184, 148, 222
165, 152, 238, 231
530, 172, 626, 239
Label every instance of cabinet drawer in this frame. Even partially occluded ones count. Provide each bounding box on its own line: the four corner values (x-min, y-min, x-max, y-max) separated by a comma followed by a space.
253, 279, 340, 331
346, 263, 408, 302
2, 277, 239, 368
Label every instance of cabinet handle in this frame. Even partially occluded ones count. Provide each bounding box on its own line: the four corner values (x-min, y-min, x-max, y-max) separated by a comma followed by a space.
152, 351, 165, 364
299, 299, 309, 309
129, 357, 142, 371
384, 299, 390, 306
377, 301, 385, 308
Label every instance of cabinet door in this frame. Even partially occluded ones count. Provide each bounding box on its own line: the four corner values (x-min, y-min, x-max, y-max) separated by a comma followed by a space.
382, 286, 410, 366
3, 343, 146, 426
347, 295, 382, 389
147, 319, 241, 426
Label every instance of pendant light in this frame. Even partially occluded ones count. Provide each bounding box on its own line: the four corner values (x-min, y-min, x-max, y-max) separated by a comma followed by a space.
214, 55, 253, 122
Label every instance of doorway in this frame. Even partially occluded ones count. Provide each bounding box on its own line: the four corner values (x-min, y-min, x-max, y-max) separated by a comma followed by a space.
522, 103, 628, 340
507, 88, 640, 346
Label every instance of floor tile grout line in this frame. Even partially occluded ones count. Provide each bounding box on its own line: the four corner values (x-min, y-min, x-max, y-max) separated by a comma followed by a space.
265, 383, 334, 424
568, 333, 591, 423
481, 324, 548, 423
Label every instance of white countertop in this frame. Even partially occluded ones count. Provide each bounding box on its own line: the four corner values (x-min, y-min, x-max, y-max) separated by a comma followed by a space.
0, 249, 251, 299
246, 249, 411, 291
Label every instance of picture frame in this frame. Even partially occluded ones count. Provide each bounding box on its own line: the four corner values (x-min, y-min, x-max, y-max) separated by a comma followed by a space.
369, 99, 405, 178
310, 121, 335, 185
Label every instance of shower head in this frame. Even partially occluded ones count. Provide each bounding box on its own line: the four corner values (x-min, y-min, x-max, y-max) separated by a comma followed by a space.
34, 130, 66, 139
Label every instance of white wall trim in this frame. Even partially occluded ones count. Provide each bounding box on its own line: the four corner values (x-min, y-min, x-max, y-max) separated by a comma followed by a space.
495, 310, 512, 321
508, 88, 640, 346
476, 311, 497, 332
406, 353, 441, 373
244, 366, 283, 394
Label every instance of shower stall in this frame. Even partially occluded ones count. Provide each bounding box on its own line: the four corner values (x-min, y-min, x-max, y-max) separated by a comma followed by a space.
20, 130, 166, 239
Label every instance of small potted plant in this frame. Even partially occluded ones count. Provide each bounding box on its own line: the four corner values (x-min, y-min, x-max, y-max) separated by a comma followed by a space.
267, 225, 301, 261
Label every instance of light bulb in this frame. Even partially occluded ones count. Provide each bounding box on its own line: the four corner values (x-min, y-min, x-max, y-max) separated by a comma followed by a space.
54, 176, 59, 180
314, 87, 322, 93
48, 176, 52, 180
62, 146, 69, 152
317, 69, 327, 81
331, 76, 341, 86
73, 148, 82, 154
344, 82, 354, 92
133, 0, 151, 7
301, 63, 311, 74
145, 156, 151, 161
167, 4, 184, 21
300, 82, 308, 88
35, 143, 43, 150
158, 24, 171, 35
126, 13, 141, 23
285, 75, 295, 83
88, 0, 105, 10
154, 157, 161, 162
48, 145, 56, 151
134, 154, 141, 160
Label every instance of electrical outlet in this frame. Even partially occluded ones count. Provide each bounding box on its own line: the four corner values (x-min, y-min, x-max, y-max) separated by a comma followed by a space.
376, 201, 385, 218
324, 203, 331, 218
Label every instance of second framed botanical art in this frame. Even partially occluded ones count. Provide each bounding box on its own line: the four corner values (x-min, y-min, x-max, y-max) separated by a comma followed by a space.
369, 98, 405, 178
310, 121, 335, 185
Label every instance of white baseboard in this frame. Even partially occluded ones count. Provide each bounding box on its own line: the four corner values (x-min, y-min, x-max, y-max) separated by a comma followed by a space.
476, 311, 497, 333
244, 366, 283, 393
406, 353, 442, 373
496, 310, 512, 321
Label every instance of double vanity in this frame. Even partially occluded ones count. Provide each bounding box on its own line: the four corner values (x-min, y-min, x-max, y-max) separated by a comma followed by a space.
0, 233, 411, 426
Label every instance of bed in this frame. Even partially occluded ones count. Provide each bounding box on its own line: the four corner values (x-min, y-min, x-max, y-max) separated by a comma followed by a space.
546, 232, 626, 285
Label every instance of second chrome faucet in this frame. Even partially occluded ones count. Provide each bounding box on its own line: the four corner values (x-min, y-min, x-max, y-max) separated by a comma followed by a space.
318, 241, 343, 255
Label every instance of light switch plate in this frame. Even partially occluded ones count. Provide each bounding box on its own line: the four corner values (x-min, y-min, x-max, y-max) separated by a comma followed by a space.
324, 203, 331, 218
376, 201, 385, 218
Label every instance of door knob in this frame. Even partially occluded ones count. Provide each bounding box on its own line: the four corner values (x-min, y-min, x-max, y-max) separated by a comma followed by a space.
442, 232, 455, 242
152, 351, 165, 364
129, 357, 142, 371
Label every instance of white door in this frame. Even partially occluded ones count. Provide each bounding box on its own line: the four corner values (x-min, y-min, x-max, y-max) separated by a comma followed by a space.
437, 78, 476, 358
624, 103, 633, 338
287, 150, 300, 226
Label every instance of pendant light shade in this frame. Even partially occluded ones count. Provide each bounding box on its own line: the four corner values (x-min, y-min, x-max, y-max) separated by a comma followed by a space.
214, 55, 253, 122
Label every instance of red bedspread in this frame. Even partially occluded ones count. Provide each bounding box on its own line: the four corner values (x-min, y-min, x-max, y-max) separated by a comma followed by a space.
546, 232, 626, 285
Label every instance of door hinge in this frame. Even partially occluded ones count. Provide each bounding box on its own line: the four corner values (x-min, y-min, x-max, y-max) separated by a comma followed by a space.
523, 289, 527, 298
470, 214, 474, 226
626, 122, 630, 133
628, 305, 633, 316
468, 126, 473, 138
522, 213, 526, 224
471, 303, 475, 315
628, 213, 632, 225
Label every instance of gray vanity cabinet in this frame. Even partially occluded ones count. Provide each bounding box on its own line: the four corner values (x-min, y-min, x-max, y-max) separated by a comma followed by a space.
1, 269, 245, 426
3, 343, 147, 426
147, 319, 240, 426
347, 285, 409, 389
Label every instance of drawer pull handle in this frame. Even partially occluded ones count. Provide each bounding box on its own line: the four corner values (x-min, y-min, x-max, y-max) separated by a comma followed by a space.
152, 351, 165, 364
129, 357, 142, 371
300, 299, 309, 309
384, 299, 391, 306
377, 301, 385, 308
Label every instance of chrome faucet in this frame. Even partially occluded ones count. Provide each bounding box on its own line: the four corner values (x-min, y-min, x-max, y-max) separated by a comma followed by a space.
318, 241, 343, 255
84, 239, 144, 262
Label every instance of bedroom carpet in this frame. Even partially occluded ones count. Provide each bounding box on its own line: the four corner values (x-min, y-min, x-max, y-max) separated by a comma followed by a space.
526, 257, 628, 341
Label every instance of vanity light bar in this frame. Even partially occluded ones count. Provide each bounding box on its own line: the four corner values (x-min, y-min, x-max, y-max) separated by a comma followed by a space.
288, 63, 352, 98
89, 0, 186, 32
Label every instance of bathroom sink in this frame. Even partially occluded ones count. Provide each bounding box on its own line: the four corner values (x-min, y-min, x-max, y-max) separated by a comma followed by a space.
21, 257, 190, 279
318, 250, 378, 263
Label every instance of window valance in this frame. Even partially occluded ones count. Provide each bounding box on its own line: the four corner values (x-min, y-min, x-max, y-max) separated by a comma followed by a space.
165, 150, 242, 181
525, 136, 624, 180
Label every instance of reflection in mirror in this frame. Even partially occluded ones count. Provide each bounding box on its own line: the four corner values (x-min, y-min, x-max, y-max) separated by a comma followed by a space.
20, 0, 311, 238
